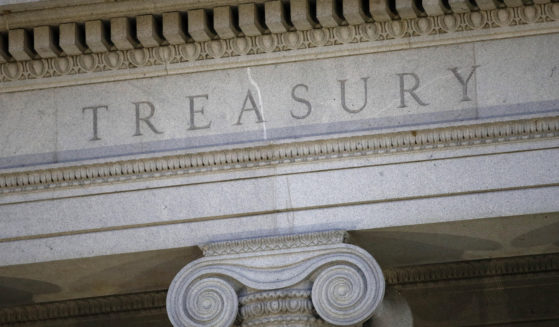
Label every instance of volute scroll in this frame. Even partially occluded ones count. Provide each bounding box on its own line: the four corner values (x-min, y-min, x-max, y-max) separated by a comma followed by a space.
167, 231, 386, 327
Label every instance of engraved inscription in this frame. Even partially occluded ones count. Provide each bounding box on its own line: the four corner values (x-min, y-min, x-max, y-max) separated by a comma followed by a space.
79, 67, 482, 142
187, 95, 212, 131
339, 77, 369, 114
449, 65, 479, 102
291, 84, 312, 120
235, 90, 266, 126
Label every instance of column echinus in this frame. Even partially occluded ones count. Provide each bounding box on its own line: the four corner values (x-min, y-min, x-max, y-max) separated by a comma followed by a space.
166, 231, 386, 327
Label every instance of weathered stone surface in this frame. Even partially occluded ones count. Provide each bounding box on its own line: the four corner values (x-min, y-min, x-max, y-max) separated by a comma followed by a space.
33, 26, 61, 58
111, 17, 139, 50
8, 29, 34, 61
59, 22, 86, 55
316, 0, 344, 27
344, 0, 369, 24
0, 33, 557, 269
188, 9, 215, 41
85, 20, 111, 53
422, 0, 450, 16
136, 15, 163, 47
239, 3, 266, 36
396, 0, 422, 18
369, 0, 396, 21
213, 6, 240, 39
265, 1, 290, 33
0, 2, 557, 327
162, 12, 189, 44
290, 0, 317, 30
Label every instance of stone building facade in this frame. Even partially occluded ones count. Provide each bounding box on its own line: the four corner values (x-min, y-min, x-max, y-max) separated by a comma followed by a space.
0, 0, 558, 326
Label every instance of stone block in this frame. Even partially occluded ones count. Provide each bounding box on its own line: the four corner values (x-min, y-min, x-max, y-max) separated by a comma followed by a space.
110, 17, 138, 50
503, 0, 523, 6
265, 1, 290, 33
422, 0, 450, 16
187, 9, 215, 42
213, 6, 239, 39
476, 0, 499, 10
395, 0, 421, 19
448, 0, 476, 13
290, 0, 317, 30
8, 29, 34, 61
239, 3, 266, 36
33, 26, 61, 58
85, 20, 111, 53
162, 12, 188, 44
316, 0, 344, 27
136, 15, 162, 48
343, 0, 368, 24
59, 22, 86, 55
369, 0, 395, 21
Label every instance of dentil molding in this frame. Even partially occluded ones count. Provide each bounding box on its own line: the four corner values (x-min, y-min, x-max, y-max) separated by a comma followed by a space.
0, 1, 558, 92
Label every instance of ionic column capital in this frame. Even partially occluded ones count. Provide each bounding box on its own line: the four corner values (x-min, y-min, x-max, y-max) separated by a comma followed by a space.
167, 231, 385, 327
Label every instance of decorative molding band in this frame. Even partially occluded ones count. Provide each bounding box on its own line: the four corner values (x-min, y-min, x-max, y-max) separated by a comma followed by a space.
383, 252, 559, 285
0, 290, 167, 326
0, 2, 558, 93
201, 230, 347, 256
0, 253, 557, 325
1, 116, 558, 195
239, 289, 325, 326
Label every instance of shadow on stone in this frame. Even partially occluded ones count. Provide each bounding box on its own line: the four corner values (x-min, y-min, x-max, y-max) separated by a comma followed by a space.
0, 277, 61, 306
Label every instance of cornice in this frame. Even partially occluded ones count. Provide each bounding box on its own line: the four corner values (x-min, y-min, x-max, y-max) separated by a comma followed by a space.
0, 1, 259, 27
0, 116, 558, 195
0, 253, 557, 326
0, 1, 558, 93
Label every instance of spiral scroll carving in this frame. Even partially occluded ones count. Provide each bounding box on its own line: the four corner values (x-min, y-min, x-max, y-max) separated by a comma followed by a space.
167, 277, 238, 327
167, 232, 386, 327
312, 264, 384, 326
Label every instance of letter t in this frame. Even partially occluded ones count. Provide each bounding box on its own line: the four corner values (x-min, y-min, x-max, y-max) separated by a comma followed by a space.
82, 105, 108, 141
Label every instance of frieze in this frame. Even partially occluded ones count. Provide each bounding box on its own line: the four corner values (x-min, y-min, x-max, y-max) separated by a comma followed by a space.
0, 2, 558, 93
0, 116, 557, 195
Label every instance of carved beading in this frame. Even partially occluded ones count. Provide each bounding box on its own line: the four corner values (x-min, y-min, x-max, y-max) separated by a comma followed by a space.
239, 289, 325, 327
0, 117, 556, 197
201, 231, 347, 256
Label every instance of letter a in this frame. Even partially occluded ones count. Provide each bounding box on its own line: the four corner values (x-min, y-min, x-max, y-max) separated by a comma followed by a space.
235, 90, 265, 125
